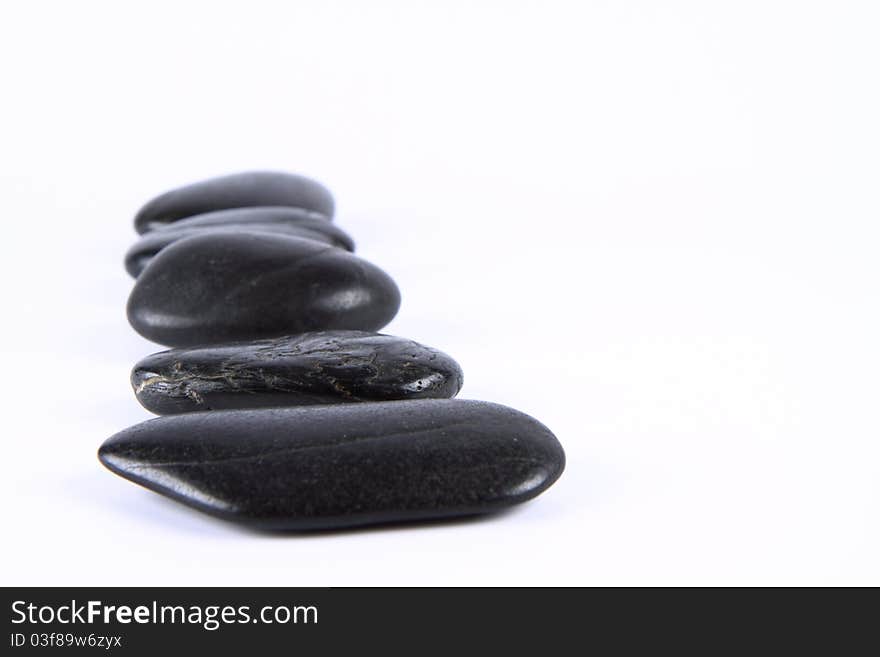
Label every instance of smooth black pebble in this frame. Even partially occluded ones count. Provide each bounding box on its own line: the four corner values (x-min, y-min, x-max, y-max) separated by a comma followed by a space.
127, 233, 400, 347
98, 400, 565, 531
125, 207, 354, 278
133, 171, 334, 234
132, 330, 464, 414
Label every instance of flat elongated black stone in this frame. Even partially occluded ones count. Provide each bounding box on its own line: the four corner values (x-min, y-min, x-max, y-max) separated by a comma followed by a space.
132, 331, 464, 414
133, 171, 334, 234
98, 400, 565, 531
125, 207, 354, 278
127, 233, 400, 347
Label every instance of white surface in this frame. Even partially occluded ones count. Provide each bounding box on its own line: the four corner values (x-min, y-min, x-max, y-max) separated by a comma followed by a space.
1, 1, 878, 586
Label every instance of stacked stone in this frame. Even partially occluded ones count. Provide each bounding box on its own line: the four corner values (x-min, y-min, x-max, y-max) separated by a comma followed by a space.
99, 171, 565, 531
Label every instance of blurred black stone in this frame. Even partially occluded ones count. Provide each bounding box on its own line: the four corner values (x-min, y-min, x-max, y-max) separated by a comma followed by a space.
133, 171, 334, 234
127, 233, 400, 347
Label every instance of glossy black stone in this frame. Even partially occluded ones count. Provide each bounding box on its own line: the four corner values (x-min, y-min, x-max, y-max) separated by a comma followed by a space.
125, 207, 354, 278
133, 171, 334, 234
127, 233, 400, 347
98, 400, 565, 531
132, 331, 464, 414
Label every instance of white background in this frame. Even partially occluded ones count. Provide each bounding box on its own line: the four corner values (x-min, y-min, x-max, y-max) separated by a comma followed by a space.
1, 1, 878, 586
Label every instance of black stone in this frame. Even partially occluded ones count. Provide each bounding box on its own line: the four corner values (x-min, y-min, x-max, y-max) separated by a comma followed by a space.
133, 171, 334, 234
132, 331, 464, 414
125, 207, 355, 278
127, 233, 400, 347
98, 400, 565, 531
150, 205, 339, 234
